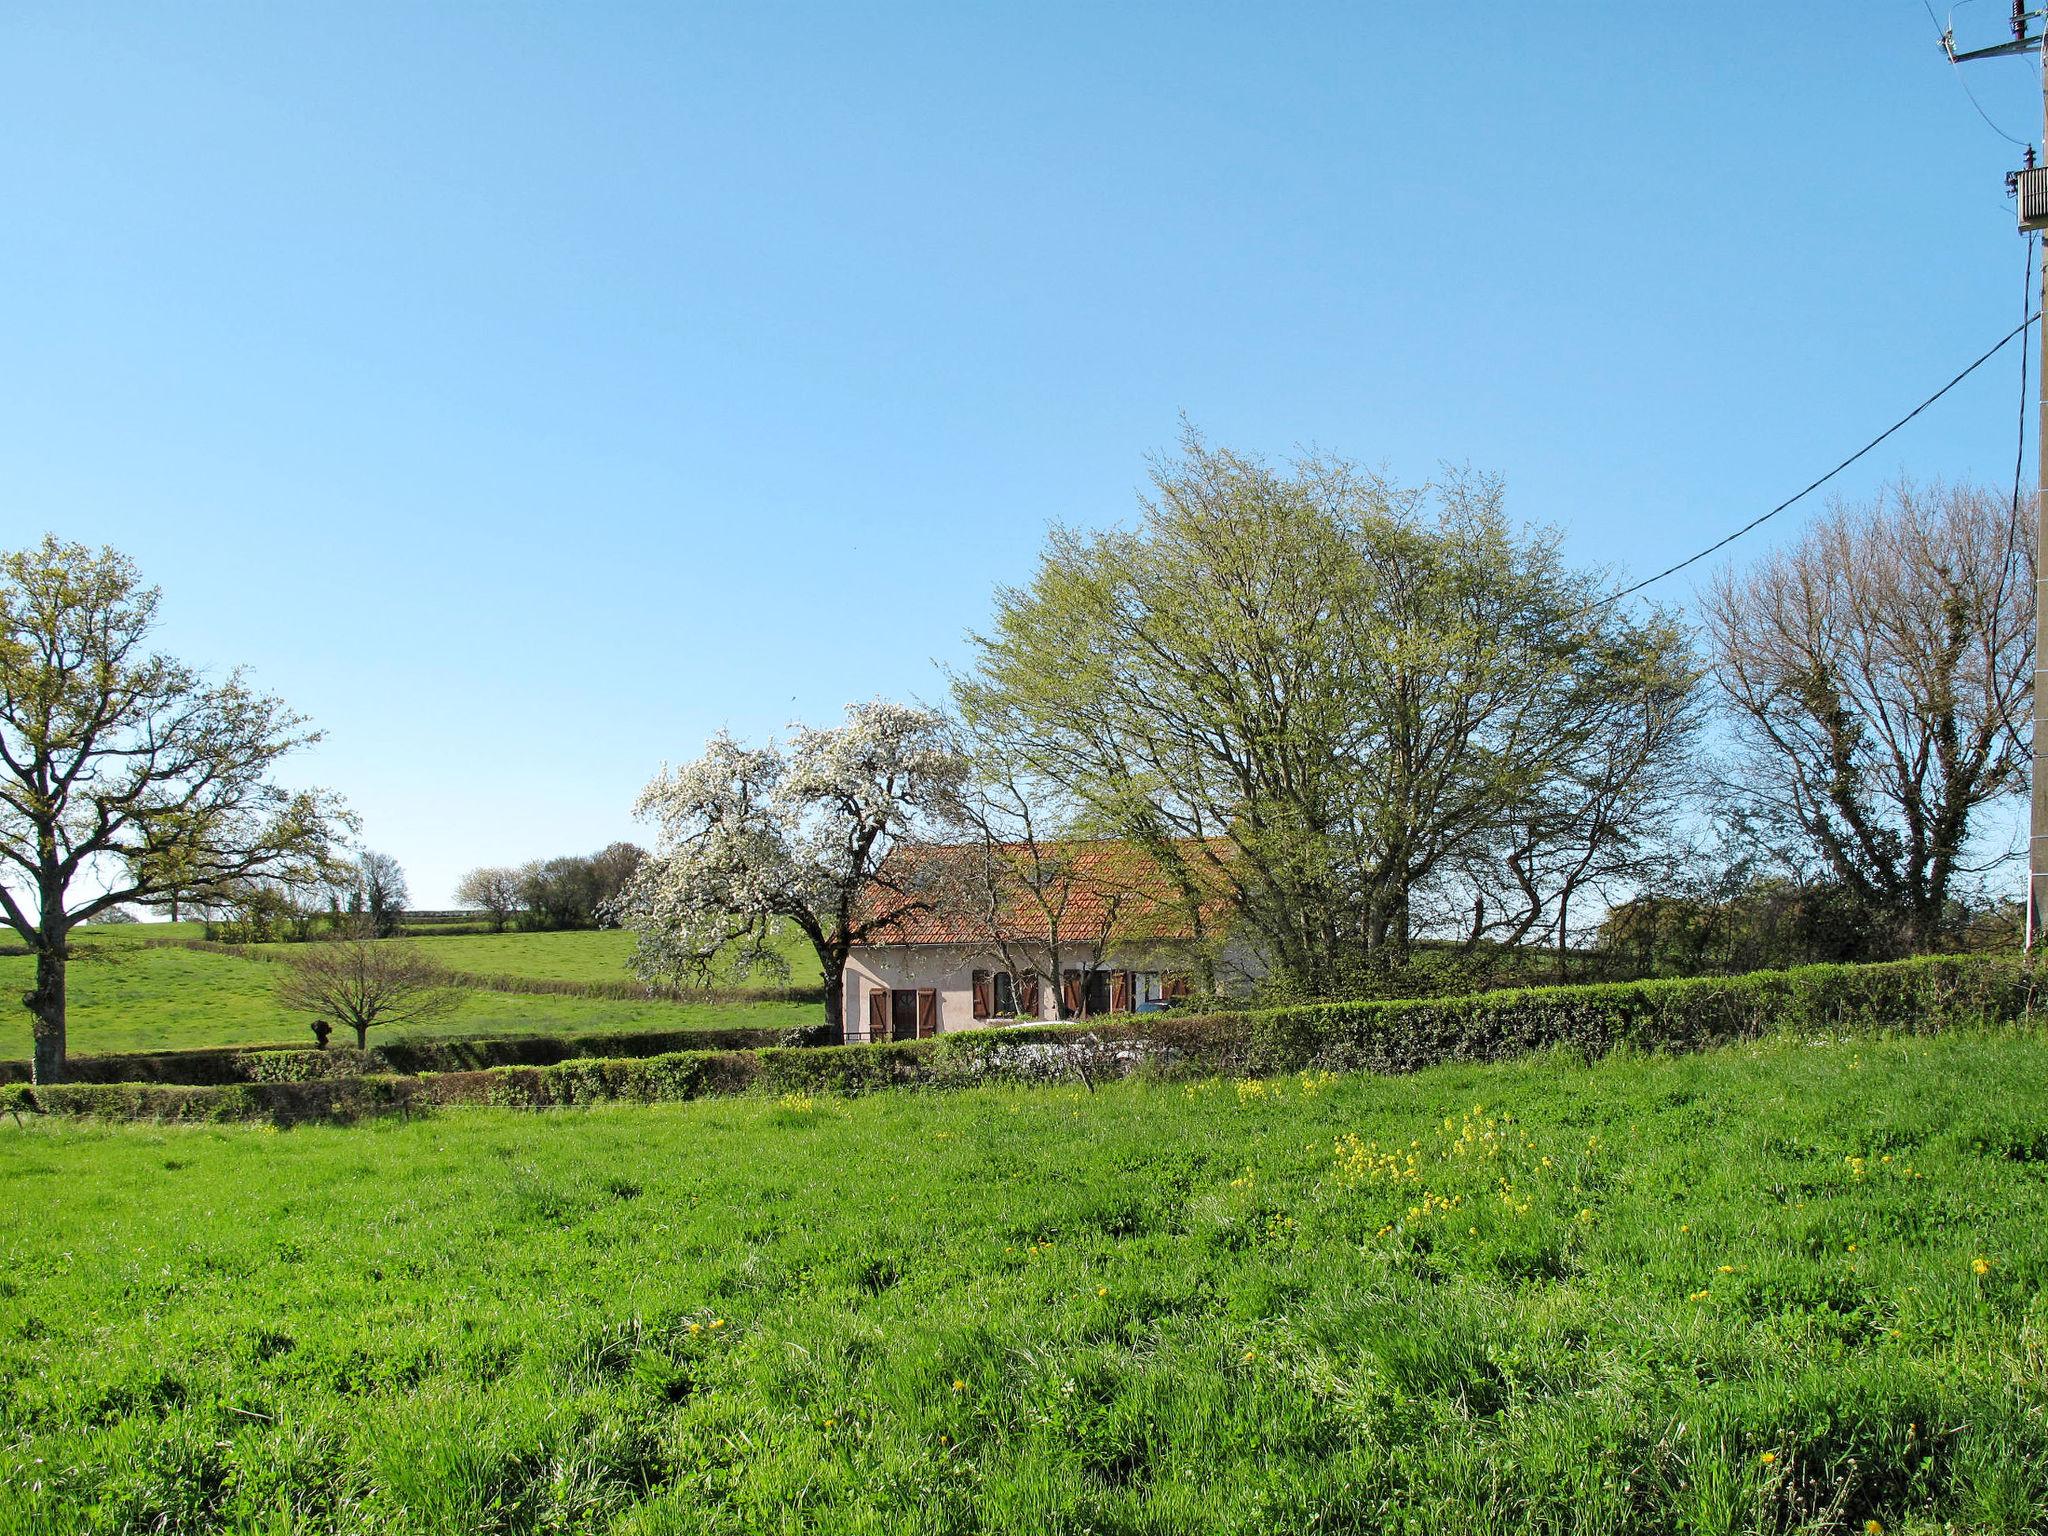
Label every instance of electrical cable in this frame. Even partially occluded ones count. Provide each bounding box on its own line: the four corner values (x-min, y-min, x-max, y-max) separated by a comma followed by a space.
1924, 0, 2037, 147
1991, 231, 2034, 762
1592, 313, 2039, 613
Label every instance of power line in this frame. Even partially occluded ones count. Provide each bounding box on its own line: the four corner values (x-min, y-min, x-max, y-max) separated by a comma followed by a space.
1597, 313, 2038, 611
1993, 231, 2034, 760
1924, 0, 2036, 147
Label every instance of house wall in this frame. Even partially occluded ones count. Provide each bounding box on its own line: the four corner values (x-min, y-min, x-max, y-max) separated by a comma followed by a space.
842, 941, 1266, 1041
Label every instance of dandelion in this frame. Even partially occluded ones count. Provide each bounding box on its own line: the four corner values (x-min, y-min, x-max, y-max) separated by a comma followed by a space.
1689, 1289, 1710, 1301
1973, 1257, 1991, 1276
1718, 1264, 1736, 1274
1241, 1350, 1256, 1362
712, 1319, 725, 1329
1760, 1451, 1776, 1466
951, 1379, 966, 1392
1865, 1522, 1883, 1535
1096, 1286, 1107, 1297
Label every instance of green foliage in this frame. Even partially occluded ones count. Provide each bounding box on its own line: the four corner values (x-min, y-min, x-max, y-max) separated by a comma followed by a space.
15, 954, 2027, 1125
5, 1031, 2048, 1530
0, 1027, 793, 1088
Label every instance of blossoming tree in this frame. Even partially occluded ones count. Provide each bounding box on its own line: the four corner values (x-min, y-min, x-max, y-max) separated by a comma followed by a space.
609, 700, 968, 1043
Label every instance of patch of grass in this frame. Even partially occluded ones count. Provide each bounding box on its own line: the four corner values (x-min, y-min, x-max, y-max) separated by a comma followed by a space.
3, 1030, 2046, 1532
0, 943, 815, 1058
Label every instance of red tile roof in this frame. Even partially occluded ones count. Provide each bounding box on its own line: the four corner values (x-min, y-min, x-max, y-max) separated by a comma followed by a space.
852, 838, 1230, 947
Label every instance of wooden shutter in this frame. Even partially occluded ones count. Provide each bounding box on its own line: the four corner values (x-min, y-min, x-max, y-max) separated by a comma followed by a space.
1017, 973, 1041, 1018
1110, 970, 1132, 1013
971, 970, 992, 1020
867, 988, 889, 1043
916, 988, 939, 1038
1162, 971, 1192, 1002
1062, 969, 1084, 1016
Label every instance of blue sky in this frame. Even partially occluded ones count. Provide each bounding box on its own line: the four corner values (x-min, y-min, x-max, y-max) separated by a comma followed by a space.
3, 2, 2040, 905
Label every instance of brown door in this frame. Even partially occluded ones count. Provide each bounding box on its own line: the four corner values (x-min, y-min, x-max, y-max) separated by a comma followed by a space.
1110, 970, 1132, 1013
890, 989, 919, 1042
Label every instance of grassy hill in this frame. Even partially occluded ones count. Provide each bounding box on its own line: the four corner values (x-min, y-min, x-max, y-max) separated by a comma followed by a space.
0, 924, 819, 1058
4, 1027, 2044, 1532
393, 920, 822, 987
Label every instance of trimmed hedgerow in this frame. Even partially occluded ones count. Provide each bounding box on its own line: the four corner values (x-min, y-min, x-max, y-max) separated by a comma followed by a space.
10, 954, 2033, 1123
0, 1025, 791, 1087
12, 1076, 430, 1125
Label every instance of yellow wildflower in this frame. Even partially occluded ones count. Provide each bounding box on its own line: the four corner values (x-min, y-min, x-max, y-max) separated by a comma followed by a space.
1760, 1451, 1776, 1465
1973, 1257, 1991, 1276
951, 1379, 966, 1392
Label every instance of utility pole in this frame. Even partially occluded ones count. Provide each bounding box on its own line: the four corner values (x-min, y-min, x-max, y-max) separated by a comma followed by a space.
1946, 1, 2048, 949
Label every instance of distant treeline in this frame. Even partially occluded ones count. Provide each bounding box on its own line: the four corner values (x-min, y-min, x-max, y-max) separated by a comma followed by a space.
454, 843, 645, 932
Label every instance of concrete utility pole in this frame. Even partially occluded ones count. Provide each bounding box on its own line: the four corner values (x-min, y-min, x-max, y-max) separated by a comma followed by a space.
1947, 2, 2048, 949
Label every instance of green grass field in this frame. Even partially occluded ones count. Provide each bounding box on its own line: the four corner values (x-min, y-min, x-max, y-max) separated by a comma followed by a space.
0, 927, 818, 1059
392, 921, 822, 987
4, 1029, 2045, 1533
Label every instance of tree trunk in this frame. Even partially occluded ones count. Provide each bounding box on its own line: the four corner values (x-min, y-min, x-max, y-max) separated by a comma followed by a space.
354, 1022, 369, 1050
820, 960, 846, 1046
26, 945, 66, 1085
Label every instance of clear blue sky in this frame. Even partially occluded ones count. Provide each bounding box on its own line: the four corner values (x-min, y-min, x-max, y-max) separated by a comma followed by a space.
3, 2, 2040, 905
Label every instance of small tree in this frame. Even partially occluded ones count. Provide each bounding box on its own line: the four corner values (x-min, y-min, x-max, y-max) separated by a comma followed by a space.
454, 865, 523, 932
0, 535, 351, 1082
610, 700, 968, 1042
276, 933, 461, 1050
351, 850, 409, 938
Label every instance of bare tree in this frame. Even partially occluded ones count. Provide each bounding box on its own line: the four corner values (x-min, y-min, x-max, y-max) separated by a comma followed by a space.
275, 934, 462, 1050
454, 865, 524, 932
1461, 629, 1705, 980
0, 536, 352, 1082
1704, 480, 2033, 953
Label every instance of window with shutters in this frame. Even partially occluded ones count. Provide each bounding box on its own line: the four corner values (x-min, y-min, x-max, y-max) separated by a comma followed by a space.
993, 971, 1017, 1018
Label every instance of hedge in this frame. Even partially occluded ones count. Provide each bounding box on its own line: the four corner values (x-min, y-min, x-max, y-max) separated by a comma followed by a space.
1, 1076, 430, 1126
8, 954, 2035, 1123
0, 1025, 795, 1088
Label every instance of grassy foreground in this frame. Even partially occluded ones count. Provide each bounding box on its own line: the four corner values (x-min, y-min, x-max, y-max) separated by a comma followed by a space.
5, 1031, 2048, 1533
0, 932, 814, 1058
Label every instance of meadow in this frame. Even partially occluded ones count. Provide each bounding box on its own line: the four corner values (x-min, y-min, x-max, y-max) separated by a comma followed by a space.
393, 922, 821, 988
0, 925, 816, 1059
4, 1027, 2046, 1533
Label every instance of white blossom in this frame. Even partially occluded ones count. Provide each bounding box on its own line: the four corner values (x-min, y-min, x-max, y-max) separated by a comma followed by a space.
609, 701, 967, 1023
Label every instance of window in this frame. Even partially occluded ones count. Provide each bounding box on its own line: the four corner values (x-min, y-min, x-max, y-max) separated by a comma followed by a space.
993, 970, 1017, 1018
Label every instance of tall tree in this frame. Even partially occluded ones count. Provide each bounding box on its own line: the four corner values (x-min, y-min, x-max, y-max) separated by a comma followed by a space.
957, 431, 1698, 995
1704, 480, 2032, 953
0, 536, 351, 1081
610, 700, 968, 1042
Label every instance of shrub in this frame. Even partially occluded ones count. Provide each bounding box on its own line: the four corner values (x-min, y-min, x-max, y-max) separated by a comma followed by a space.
12, 954, 2031, 1124
0, 1026, 791, 1087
